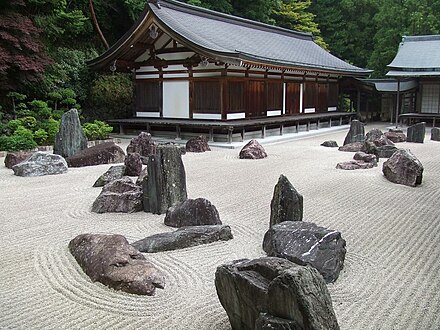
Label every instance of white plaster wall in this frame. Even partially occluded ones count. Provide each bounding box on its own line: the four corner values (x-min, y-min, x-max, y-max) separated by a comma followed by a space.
163, 81, 189, 118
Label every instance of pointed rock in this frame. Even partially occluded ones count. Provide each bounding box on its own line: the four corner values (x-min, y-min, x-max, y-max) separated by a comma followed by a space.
343, 120, 365, 145
239, 139, 267, 159
270, 175, 303, 228
186, 135, 211, 152
124, 152, 142, 176
126, 132, 157, 164
93, 165, 126, 187
53, 108, 88, 158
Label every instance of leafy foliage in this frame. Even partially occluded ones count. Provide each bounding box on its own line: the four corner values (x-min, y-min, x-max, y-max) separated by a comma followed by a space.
82, 120, 113, 140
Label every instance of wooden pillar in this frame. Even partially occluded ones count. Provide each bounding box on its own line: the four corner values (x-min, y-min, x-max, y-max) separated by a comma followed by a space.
262, 125, 266, 138
176, 125, 181, 140
228, 127, 233, 144
280, 124, 284, 136
241, 128, 245, 142
329, 118, 332, 128
357, 89, 361, 120
296, 121, 299, 133
395, 79, 401, 128
317, 119, 320, 129
209, 127, 214, 142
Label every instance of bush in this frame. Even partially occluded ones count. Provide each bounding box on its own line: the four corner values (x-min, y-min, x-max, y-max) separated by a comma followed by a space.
20, 116, 38, 130
41, 118, 60, 144
82, 120, 113, 140
6, 119, 23, 133
34, 128, 49, 145
0, 126, 37, 151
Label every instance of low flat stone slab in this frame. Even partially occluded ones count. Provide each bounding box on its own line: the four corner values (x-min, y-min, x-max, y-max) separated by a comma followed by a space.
12, 152, 68, 177
69, 233, 165, 295
131, 225, 233, 252
336, 160, 376, 170
263, 221, 346, 283
67, 142, 125, 167
338, 142, 363, 152
321, 140, 338, 148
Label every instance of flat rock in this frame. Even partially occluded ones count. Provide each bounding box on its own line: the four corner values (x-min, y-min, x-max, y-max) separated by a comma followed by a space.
127, 132, 157, 164
385, 130, 406, 143
263, 221, 346, 283
431, 127, 440, 141
93, 165, 126, 187
124, 152, 142, 176
92, 177, 143, 213
4, 151, 34, 169
336, 160, 376, 170
382, 149, 423, 187
131, 225, 233, 252
67, 142, 125, 167
321, 140, 339, 148
239, 139, 267, 159
186, 135, 211, 152
69, 233, 165, 295
407, 122, 426, 143
215, 257, 339, 330
53, 108, 88, 158
353, 151, 378, 164
343, 120, 365, 145
143, 144, 187, 215
338, 142, 364, 152
164, 198, 221, 227
270, 175, 303, 228
12, 152, 68, 177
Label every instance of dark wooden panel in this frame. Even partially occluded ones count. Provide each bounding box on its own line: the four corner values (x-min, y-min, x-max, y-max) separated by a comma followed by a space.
135, 81, 161, 112
248, 80, 265, 117
328, 83, 339, 107
228, 81, 245, 113
193, 80, 221, 114
303, 82, 317, 109
318, 83, 328, 112
286, 82, 300, 114
266, 81, 283, 110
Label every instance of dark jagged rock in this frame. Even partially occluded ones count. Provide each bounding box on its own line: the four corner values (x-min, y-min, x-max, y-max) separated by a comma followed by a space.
124, 152, 142, 176
164, 198, 221, 227
143, 144, 187, 215
53, 108, 88, 158
67, 142, 125, 167
336, 160, 376, 170
385, 129, 406, 143
185, 135, 211, 152
431, 127, 440, 141
321, 140, 339, 148
263, 221, 346, 283
69, 233, 165, 295
215, 257, 339, 330
338, 142, 364, 152
407, 122, 426, 143
365, 128, 384, 142
382, 149, 423, 187
239, 139, 267, 159
362, 141, 398, 159
353, 151, 378, 164
270, 175, 303, 228
12, 152, 68, 177
131, 225, 233, 252
136, 167, 148, 186
93, 165, 126, 187
126, 132, 158, 164
343, 120, 365, 145
92, 177, 143, 213
4, 151, 33, 169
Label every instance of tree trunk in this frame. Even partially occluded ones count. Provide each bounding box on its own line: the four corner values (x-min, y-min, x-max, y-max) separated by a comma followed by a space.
88, 0, 109, 50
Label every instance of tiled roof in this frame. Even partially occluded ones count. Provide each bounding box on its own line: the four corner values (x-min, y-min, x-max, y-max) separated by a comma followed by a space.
387, 35, 440, 76
150, 0, 370, 75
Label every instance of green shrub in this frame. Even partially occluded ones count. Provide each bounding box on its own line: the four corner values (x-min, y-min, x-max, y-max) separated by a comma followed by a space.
42, 118, 60, 144
34, 128, 49, 145
29, 100, 53, 120
20, 116, 38, 130
6, 119, 23, 132
0, 126, 37, 151
82, 120, 113, 140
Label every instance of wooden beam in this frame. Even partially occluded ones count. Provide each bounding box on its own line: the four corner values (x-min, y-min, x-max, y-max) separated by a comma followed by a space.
155, 47, 192, 55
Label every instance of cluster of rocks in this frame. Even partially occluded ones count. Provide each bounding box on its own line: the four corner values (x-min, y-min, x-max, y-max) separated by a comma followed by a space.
336, 151, 377, 170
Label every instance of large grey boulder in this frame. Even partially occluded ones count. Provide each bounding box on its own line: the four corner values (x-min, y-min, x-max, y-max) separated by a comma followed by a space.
382, 149, 423, 187
215, 257, 339, 330
69, 233, 165, 295
407, 122, 426, 143
93, 165, 126, 187
270, 175, 303, 228
131, 225, 233, 253
239, 139, 267, 159
4, 151, 33, 169
126, 132, 158, 164
263, 221, 346, 283
164, 198, 221, 227
186, 135, 211, 152
67, 142, 125, 167
343, 120, 365, 145
431, 127, 440, 141
143, 144, 187, 215
92, 177, 143, 213
53, 108, 88, 158
124, 152, 142, 176
12, 152, 68, 177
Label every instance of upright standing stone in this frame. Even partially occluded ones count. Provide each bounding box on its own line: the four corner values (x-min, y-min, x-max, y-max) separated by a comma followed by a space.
270, 175, 303, 228
143, 144, 187, 215
53, 108, 88, 158
431, 127, 440, 141
407, 122, 426, 143
343, 120, 365, 145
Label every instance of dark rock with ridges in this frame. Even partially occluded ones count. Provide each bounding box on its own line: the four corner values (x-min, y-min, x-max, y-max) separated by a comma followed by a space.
263, 221, 346, 283
53, 108, 88, 158
338, 142, 364, 152
215, 257, 339, 330
69, 233, 165, 295
124, 152, 142, 176
336, 160, 376, 170
131, 225, 233, 252
126, 132, 158, 164
407, 122, 426, 143
143, 144, 187, 215
385, 130, 406, 143
431, 127, 440, 141
12, 152, 68, 176
164, 197, 221, 227
353, 151, 378, 164
92, 177, 143, 213
239, 139, 267, 159
186, 135, 211, 152
4, 151, 33, 169
362, 141, 398, 159
382, 149, 423, 187
343, 120, 365, 145
270, 175, 303, 228
365, 128, 383, 142
67, 142, 125, 167
321, 140, 338, 148
93, 165, 126, 187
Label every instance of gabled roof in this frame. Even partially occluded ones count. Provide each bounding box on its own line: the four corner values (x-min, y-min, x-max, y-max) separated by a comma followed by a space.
88, 0, 371, 76
387, 35, 440, 77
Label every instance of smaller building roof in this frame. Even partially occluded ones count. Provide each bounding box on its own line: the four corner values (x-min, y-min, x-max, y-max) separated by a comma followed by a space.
387, 35, 440, 77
